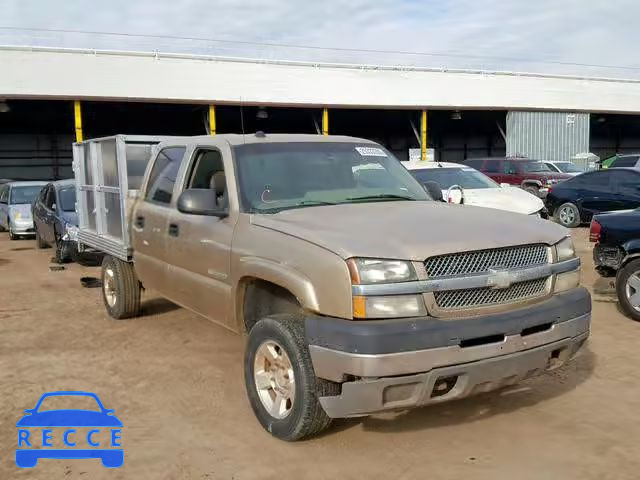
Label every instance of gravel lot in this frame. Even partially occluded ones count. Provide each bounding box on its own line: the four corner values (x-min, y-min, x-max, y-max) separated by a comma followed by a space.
1, 228, 639, 480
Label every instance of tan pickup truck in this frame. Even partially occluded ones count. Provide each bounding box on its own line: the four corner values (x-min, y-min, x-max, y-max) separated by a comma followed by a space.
74, 133, 590, 440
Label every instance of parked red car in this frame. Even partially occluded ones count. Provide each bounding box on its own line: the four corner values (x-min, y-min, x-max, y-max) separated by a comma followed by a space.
464, 157, 573, 198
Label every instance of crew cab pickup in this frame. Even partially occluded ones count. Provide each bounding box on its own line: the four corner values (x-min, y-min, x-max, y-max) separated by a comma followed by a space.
74, 133, 591, 440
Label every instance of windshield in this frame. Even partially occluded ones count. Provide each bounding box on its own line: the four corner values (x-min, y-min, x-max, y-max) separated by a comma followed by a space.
58, 187, 76, 212
37, 395, 101, 412
410, 167, 498, 190
554, 162, 584, 173
10, 185, 43, 204
234, 142, 429, 213
520, 161, 552, 173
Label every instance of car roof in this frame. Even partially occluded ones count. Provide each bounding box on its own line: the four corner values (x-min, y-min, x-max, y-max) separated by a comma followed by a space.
403, 161, 467, 170
7, 181, 47, 187
52, 179, 75, 188
158, 133, 379, 148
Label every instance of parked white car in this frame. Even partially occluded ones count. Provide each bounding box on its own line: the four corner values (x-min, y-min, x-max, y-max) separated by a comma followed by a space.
543, 161, 585, 176
404, 161, 545, 216
0, 181, 47, 239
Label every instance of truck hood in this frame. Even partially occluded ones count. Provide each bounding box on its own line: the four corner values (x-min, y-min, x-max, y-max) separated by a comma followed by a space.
60, 210, 78, 226
252, 201, 568, 260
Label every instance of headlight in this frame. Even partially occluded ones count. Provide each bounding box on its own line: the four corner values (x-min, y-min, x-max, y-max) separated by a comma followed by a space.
63, 223, 79, 241
13, 212, 22, 220
556, 236, 576, 261
347, 258, 417, 284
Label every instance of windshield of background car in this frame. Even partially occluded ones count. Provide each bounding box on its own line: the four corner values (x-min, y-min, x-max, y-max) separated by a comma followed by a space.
9, 185, 42, 204
233, 142, 430, 213
519, 161, 552, 173
410, 167, 498, 189
555, 162, 584, 173
58, 187, 76, 212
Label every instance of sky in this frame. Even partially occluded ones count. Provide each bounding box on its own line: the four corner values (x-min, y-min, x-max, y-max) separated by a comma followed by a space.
1, 0, 639, 77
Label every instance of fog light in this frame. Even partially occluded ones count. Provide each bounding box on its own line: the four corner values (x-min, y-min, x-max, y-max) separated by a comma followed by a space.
352, 295, 427, 319
554, 270, 580, 292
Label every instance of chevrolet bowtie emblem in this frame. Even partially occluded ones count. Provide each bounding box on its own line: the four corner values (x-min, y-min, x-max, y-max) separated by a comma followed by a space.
487, 268, 513, 289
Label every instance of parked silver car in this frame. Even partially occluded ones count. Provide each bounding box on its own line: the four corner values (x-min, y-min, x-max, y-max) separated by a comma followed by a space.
0, 181, 47, 239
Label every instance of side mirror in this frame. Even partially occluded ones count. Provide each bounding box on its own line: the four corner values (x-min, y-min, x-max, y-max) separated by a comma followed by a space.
422, 181, 444, 202
500, 183, 511, 188
24, 409, 33, 414
177, 189, 228, 217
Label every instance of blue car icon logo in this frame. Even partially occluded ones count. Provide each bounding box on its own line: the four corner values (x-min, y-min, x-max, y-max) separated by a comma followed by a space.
16, 391, 123, 468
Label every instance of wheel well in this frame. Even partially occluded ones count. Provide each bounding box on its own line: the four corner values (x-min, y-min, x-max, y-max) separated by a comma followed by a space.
241, 279, 302, 333
521, 180, 541, 189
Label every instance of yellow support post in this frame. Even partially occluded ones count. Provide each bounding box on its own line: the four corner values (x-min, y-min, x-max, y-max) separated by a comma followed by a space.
322, 108, 329, 136
420, 110, 428, 161
74, 100, 83, 142
209, 105, 216, 136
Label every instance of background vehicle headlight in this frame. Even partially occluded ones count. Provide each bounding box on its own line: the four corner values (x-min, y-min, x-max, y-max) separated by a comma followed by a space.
63, 223, 79, 241
556, 237, 576, 261
347, 258, 417, 284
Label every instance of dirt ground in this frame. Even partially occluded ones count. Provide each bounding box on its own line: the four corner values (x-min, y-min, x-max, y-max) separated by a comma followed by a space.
1, 228, 640, 480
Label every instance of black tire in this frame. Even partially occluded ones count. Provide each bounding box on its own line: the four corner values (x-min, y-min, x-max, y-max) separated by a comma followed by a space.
616, 259, 640, 322
524, 186, 540, 197
555, 202, 581, 228
8, 228, 17, 240
244, 314, 339, 441
101, 255, 141, 319
35, 228, 48, 249
54, 240, 72, 264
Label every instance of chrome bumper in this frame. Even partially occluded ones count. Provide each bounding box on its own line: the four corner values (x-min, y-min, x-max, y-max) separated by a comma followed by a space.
311, 313, 590, 418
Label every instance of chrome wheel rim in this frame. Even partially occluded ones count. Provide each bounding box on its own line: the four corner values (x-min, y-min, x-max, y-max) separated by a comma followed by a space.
103, 267, 117, 308
625, 271, 640, 312
253, 340, 295, 419
559, 206, 576, 225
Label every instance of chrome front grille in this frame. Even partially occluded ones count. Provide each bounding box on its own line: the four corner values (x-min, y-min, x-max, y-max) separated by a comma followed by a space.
434, 277, 548, 310
424, 244, 548, 278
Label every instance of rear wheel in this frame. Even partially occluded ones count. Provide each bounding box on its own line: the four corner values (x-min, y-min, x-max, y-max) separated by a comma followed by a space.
617, 259, 640, 322
244, 314, 338, 441
555, 202, 581, 228
101, 255, 141, 319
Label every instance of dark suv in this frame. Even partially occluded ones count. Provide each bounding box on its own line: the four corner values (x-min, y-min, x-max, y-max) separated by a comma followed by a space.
464, 157, 573, 198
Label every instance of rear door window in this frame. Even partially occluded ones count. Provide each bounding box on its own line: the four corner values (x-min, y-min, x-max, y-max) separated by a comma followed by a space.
145, 147, 186, 205
611, 156, 640, 168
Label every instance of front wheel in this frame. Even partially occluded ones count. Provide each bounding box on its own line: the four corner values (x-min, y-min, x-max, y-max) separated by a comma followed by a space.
244, 314, 338, 441
101, 255, 141, 319
35, 227, 48, 249
555, 202, 581, 228
524, 186, 540, 197
616, 259, 640, 322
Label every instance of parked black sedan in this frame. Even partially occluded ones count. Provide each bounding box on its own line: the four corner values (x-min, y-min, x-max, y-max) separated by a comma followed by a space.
545, 168, 640, 228
32, 179, 78, 263
590, 209, 640, 321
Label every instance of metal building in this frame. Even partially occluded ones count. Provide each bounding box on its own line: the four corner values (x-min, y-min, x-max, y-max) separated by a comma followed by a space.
506, 111, 590, 161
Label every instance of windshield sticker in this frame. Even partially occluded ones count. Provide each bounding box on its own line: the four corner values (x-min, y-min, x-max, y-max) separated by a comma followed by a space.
355, 147, 387, 157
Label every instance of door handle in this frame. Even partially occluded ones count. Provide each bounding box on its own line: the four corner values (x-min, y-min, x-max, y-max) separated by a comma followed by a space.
135, 216, 145, 229
168, 223, 179, 237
